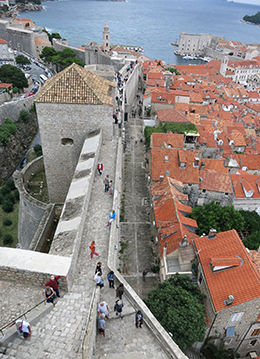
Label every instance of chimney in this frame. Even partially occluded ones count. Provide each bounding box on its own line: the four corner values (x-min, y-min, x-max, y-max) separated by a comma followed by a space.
194, 157, 199, 167
224, 295, 234, 306
200, 161, 205, 171
180, 235, 189, 247
208, 228, 217, 239
224, 156, 230, 167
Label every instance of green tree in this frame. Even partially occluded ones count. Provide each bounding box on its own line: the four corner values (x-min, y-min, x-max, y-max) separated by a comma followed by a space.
34, 144, 42, 157
201, 337, 239, 359
145, 274, 206, 350
0, 65, 28, 89
13, 87, 19, 94
40, 46, 58, 63
19, 110, 30, 123
40, 47, 85, 71
189, 201, 245, 236
16, 55, 30, 66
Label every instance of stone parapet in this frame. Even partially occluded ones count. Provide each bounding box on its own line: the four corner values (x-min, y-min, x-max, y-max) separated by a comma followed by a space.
107, 140, 188, 359
0, 247, 70, 290
49, 130, 102, 287
14, 157, 52, 249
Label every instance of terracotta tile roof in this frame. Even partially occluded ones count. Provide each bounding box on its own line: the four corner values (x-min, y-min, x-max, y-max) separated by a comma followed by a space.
151, 177, 198, 256
35, 63, 116, 106
156, 109, 191, 124
0, 83, 12, 88
151, 148, 200, 184
0, 38, 7, 44
199, 170, 233, 193
194, 229, 260, 311
151, 132, 184, 148
34, 37, 49, 45
200, 159, 229, 173
245, 103, 260, 113
230, 172, 260, 199
151, 177, 189, 202
190, 92, 203, 104
233, 154, 260, 171
146, 78, 165, 87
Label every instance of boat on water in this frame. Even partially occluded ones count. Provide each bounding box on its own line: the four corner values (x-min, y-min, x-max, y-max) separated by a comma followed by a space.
199, 56, 212, 62
183, 55, 198, 60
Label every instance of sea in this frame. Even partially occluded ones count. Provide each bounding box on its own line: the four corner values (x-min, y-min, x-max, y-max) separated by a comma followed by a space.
18, 0, 260, 65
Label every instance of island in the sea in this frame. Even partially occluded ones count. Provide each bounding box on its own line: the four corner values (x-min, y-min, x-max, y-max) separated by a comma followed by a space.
242, 11, 260, 25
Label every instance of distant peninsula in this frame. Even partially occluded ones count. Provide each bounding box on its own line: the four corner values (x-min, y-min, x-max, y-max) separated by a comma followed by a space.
242, 11, 260, 25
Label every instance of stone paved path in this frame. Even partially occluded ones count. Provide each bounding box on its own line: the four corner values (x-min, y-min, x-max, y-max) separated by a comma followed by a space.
2, 123, 169, 358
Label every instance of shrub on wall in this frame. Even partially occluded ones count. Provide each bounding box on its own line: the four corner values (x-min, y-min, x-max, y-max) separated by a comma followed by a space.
34, 144, 42, 157
19, 109, 30, 123
5, 179, 15, 191
3, 218, 12, 226
14, 189, 19, 201
2, 199, 14, 213
5, 193, 15, 204
0, 186, 11, 196
3, 234, 13, 245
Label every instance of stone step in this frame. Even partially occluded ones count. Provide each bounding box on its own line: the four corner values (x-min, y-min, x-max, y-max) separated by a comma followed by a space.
0, 300, 53, 347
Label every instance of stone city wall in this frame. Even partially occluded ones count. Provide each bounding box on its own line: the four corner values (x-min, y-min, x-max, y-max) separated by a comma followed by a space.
101, 140, 189, 359
14, 157, 53, 250
0, 96, 36, 125
0, 247, 70, 290
85, 44, 111, 66
0, 20, 36, 58
36, 102, 113, 203
49, 131, 102, 287
123, 63, 140, 113
53, 39, 85, 63
233, 198, 260, 212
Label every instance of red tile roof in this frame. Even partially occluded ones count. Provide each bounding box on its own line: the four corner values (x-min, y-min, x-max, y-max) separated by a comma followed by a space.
230, 172, 260, 199
156, 109, 191, 124
151, 148, 200, 184
0, 38, 7, 44
194, 230, 260, 311
199, 170, 233, 193
151, 132, 184, 148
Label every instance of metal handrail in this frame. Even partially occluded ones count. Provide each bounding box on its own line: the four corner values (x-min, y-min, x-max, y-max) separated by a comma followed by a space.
81, 286, 97, 359
0, 298, 46, 340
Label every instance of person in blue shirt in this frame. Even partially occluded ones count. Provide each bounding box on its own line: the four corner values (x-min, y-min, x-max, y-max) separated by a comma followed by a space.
106, 210, 116, 228
107, 270, 115, 288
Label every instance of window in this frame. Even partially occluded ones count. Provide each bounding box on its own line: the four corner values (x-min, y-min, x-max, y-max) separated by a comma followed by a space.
226, 326, 235, 338
106, 35, 108, 39
252, 329, 260, 336
250, 340, 257, 346
61, 138, 74, 146
202, 189, 206, 193
230, 312, 244, 322
165, 155, 169, 162
166, 170, 170, 175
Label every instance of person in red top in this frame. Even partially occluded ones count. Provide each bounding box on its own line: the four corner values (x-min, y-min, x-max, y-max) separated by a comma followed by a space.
97, 163, 103, 176
45, 275, 64, 298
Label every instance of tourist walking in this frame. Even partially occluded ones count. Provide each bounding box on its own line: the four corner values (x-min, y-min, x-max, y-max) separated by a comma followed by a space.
109, 180, 113, 196
135, 310, 143, 328
90, 240, 98, 259
97, 301, 109, 319
97, 162, 103, 176
116, 283, 124, 300
94, 272, 104, 288
107, 270, 115, 288
45, 275, 64, 298
42, 286, 56, 307
98, 313, 106, 337
106, 210, 116, 228
114, 299, 124, 318
104, 175, 109, 192
95, 261, 102, 275
9, 320, 31, 340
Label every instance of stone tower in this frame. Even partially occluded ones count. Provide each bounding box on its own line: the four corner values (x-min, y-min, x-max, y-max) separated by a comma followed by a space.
220, 55, 229, 77
103, 23, 110, 53
35, 63, 116, 203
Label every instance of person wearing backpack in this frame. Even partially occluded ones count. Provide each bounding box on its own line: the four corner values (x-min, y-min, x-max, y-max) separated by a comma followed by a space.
114, 299, 123, 318
45, 275, 65, 298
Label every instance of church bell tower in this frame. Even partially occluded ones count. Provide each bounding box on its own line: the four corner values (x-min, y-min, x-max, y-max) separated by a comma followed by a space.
103, 23, 110, 53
